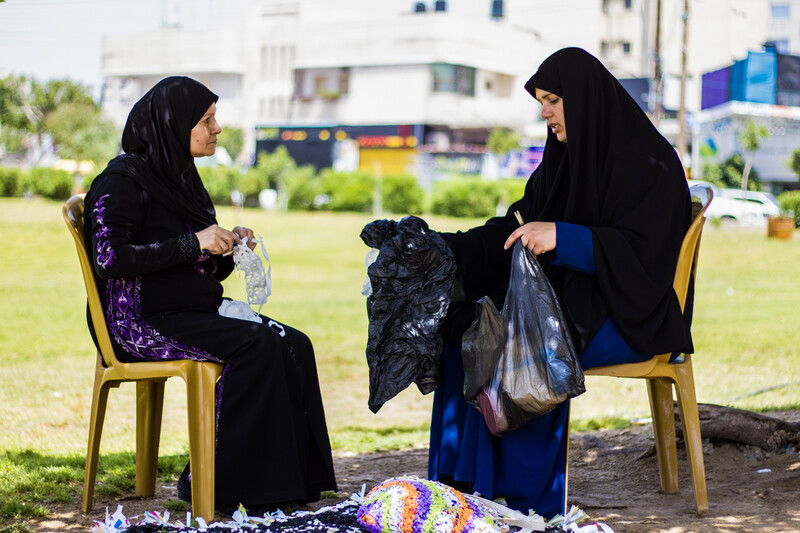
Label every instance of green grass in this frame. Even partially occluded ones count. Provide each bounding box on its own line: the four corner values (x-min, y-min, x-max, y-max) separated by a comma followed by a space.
1, 197, 799, 522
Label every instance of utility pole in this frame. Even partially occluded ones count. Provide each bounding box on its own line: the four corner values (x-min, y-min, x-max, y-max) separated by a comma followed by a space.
652, 0, 663, 126
677, 0, 690, 166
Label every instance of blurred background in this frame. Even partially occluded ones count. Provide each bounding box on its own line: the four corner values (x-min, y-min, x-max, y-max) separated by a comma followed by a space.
3, 0, 800, 217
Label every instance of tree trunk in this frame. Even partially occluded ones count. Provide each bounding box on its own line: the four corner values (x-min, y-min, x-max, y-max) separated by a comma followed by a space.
741, 157, 752, 192
676, 403, 800, 451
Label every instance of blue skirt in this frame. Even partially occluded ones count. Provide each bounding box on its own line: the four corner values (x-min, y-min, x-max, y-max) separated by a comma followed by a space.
428, 317, 650, 517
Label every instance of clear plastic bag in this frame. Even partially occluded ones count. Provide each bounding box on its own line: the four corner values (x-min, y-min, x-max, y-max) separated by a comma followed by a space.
462, 240, 585, 436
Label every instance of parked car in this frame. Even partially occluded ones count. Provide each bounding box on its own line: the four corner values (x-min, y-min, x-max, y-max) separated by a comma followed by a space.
688, 180, 778, 227
718, 189, 780, 213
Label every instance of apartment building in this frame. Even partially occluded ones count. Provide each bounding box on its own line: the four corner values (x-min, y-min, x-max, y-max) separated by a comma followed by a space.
101, 0, 771, 175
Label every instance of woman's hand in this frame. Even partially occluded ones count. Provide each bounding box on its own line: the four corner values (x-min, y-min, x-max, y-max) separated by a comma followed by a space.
195, 225, 242, 255
504, 222, 556, 256
232, 226, 257, 250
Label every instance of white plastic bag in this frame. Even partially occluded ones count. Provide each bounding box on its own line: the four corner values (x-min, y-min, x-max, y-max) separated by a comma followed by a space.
218, 299, 263, 323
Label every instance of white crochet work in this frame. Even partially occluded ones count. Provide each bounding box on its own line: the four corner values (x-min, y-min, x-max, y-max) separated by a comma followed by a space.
232, 235, 271, 314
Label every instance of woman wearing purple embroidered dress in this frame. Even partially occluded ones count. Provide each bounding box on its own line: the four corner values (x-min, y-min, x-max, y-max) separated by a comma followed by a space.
82, 76, 336, 515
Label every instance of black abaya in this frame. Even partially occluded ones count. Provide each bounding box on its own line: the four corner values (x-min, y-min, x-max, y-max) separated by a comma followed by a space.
444, 48, 693, 356
83, 76, 336, 508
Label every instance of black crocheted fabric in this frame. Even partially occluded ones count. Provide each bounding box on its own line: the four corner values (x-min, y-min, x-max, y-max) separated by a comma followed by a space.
122, 501, 367, 532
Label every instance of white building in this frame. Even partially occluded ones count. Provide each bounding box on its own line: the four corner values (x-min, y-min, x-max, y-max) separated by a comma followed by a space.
695, 101, 800, 185
100, 0, 772, 174
688, 2, 800, 189
766, 0, 800, 53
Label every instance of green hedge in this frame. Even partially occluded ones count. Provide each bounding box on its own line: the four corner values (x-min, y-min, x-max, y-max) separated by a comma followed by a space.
285, 165, 321, 211
0, 167, 24, 197
0, 163, 531, 218
319, 169, 377, 213
26, 167, 74, 200
381, 173, 425, 215
431, 177, 502, 218
778, 190, 800, 226
235, 167, 271, 206
498, 178, 527, 207
199, 166, 239, 206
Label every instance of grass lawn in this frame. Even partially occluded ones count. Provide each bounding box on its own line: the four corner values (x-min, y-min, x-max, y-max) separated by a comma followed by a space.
1, 196, 799, 520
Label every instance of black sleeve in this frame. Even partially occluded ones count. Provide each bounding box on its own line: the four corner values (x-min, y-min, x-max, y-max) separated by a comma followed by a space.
85, 175, 202, 280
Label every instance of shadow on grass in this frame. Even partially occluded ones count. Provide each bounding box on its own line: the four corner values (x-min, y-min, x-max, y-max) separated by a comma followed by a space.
0, 450, 188, 522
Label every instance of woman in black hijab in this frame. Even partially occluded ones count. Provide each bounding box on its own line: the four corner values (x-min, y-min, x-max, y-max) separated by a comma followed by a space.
428, 48, 693, 517
83, 76, 336, 515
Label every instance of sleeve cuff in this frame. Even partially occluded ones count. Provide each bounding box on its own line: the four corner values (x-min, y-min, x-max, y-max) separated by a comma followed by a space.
177, 234, 201, 262
553, 222, 596, 274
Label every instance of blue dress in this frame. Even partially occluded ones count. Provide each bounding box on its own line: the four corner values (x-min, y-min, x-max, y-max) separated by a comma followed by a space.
428, 223, 653, 517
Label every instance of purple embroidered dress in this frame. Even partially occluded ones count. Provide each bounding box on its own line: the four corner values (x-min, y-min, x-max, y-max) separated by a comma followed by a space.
82, 76, 336, 510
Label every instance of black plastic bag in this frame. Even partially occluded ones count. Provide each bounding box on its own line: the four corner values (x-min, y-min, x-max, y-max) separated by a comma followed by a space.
462, 240, 585, 435
361, 216, 456, 413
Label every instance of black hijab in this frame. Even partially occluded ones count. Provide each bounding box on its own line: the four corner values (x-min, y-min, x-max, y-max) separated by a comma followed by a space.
524, 47, 692, 354
97, 76, 219, 229
446, 48, 693, 355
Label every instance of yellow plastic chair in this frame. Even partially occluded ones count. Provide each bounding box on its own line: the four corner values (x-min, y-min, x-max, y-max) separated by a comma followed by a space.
579, 183, 713, 513
63, 194, 223, 522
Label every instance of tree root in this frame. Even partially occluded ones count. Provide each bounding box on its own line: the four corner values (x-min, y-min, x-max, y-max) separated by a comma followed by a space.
676, 403, 800, 451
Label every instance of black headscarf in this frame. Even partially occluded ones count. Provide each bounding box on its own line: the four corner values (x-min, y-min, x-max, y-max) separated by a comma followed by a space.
96, 76, 219, 229
445, 48, 693, 355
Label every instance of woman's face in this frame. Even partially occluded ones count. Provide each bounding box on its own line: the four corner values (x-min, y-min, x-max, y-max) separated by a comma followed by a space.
534, 88, 566, 143
190, 102, 222, 157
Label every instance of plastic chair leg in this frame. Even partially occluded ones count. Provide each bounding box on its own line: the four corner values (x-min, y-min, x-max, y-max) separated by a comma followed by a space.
185, 364, 219, 522
135, 380, 166, 497
673, 362, 709, 513
647, 376, 679, 494
83, 367, 113, 512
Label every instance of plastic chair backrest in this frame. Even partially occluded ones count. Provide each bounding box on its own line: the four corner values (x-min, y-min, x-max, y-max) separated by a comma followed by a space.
673, 183, 713, 312
63, 194, 118, 368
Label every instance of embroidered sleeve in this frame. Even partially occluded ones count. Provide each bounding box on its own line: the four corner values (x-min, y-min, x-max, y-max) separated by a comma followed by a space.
86, 174, 199, 280
177, 233, 201, 262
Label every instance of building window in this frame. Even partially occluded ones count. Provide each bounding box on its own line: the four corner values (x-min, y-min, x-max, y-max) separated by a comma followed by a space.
337, 67, 350, 94
602, 0, 609, 13
600, 40, 609, 57
770, 39, 790, 53
294, 68, 348, 101
432, 63, 476, 96
771, 3, 790, 19
260, 46, 269, 80
622, 41, 631, 54
293, 70, 307, 100
314, 76, 327, 95
624, 0, 632, 9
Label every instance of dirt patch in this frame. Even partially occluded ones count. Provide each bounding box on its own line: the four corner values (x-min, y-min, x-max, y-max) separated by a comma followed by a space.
17, 411, 800, 533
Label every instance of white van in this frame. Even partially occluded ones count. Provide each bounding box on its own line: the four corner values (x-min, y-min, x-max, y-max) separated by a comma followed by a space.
688, 180, 778, 227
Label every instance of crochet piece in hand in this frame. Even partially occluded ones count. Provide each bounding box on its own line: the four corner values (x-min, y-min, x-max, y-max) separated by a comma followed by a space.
232, 235, 271, 314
